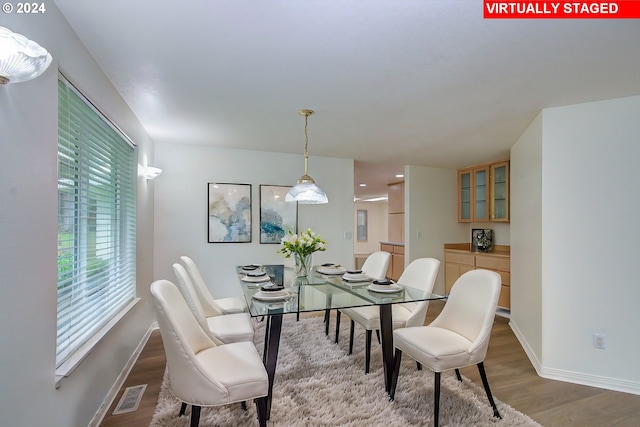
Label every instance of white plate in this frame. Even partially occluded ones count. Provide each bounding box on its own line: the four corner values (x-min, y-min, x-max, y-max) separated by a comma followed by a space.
246, 270, 268, 277
367, 284, 402, 293
317, 266, 347, 275
241, 274, 272, 283
342, 274, 371, 282
252, 290, 291, 301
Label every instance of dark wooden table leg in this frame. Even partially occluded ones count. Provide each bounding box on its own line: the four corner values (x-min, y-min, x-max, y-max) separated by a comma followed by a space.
379, 303, 394, 393
262, 316, 271, 364
264, 313, 283, 420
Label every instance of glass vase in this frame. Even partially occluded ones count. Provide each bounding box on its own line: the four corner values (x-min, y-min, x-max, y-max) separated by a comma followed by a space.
294, 253, 313, 277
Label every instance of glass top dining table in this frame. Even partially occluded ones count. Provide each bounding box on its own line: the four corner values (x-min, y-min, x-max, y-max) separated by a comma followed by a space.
238, 264, 442, 316
236, 264, 444, 419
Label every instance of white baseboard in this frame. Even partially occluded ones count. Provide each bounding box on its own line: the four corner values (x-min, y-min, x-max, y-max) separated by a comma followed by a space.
509, 319, 640, 396
88, 322, 159, 427
539, 366, 640, 395
509, 318, 543, 374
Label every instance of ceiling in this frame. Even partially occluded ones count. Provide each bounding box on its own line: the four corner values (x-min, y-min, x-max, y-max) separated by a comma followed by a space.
54, 1, 640, 200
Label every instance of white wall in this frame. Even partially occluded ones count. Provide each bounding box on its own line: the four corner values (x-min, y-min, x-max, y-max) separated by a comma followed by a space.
542, 96, 640, 392
510, 112, 543, 366
0, 9, 156, 426
511, 96, 640, 394
153, 142, 354, 297
405, 165, 468, 295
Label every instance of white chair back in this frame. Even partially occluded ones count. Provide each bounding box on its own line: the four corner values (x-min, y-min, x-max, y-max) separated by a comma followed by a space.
180, 256, 226, 317
172, 263, 224, 345
150, 280, 228, 403
361, 251, 392, 280
430, 269, 501, 363
398, 258, 440, 327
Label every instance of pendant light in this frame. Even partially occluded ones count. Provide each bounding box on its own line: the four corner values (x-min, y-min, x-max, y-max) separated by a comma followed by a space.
286, 109, 328, 204
0, 26, 52, 85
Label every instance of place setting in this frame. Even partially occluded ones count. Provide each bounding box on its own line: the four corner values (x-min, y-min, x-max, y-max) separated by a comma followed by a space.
240, 265, 273, 284
251, 281, 294, 302
340, 268, 371, 284
366, 279, 403, 294
316, 262, 347, 276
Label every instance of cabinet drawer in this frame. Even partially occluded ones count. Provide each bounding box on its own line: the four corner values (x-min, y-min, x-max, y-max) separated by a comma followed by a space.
497, 271, 510, 286
498, 284, 510, 309
475, 255, 510, 271
381, 244, 394, 253
393, 245, 405, 255
445, 252, 475, 266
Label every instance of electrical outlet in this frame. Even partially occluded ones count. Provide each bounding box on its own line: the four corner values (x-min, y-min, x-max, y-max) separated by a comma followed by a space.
593, 333, 606, 349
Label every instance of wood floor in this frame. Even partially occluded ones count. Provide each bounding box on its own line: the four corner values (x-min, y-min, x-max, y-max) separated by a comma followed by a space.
100, 301, 640, 426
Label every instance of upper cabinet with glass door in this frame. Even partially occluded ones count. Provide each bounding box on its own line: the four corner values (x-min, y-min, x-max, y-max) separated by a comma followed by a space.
458, 160, 509, 223
490, 161, 509, 221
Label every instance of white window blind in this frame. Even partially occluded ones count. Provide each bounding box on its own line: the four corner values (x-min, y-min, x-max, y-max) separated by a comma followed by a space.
56, 78, 137, 368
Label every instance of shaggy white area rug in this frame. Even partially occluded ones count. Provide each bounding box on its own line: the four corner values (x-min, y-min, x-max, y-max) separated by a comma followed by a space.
151, 315, 541, 426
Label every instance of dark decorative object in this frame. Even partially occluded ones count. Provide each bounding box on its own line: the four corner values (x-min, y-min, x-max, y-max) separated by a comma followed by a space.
472, 229, 493, 252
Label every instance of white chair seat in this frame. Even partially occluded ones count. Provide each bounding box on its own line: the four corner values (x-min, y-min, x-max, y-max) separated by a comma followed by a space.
216, 297, 248, 314
340, 305, 411, 331
336, 257, 440, 373
173, 263, 254, 344
180, 256, 248, 315
206, 312, 255, 343
150, 280, 268, 427
389, 269, 503, 427
394, 326, 473, 372
196, 341, 269, 404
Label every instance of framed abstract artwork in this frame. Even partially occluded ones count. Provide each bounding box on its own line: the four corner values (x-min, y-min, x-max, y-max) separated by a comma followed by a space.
259, 185, 297, 244
207, 183, 252, 243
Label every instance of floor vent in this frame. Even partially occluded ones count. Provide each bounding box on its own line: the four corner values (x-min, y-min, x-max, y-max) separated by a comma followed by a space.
113, 384, 147, 415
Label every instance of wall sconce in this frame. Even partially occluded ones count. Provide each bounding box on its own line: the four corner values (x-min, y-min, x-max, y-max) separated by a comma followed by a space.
0, 26, 52, 85
285, 109, 329, 204
140, 165, 163, 180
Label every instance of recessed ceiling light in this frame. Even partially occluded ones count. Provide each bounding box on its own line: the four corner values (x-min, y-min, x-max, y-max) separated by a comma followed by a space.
395, 174, 404, 178
359, 183, 367, 187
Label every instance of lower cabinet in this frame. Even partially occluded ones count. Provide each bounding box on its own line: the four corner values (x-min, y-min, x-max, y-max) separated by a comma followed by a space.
444, 244, 511, 310
380, 243, 404, 281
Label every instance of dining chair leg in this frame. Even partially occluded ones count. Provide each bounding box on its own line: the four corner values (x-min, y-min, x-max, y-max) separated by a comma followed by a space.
375, 329, 381, 344
348, 320, 355, 355
335, 311, 341, 343
477, 362, 501, 419
241, 401, 247, 411
179, 402, 187, 416
455, 368, 462, 382
190, 405, 201, 427
417, 361, 422, 371
389, 349, 403, 400
434, 372, 441, 427
365, 330, 372, 374
256, 397, 268, 427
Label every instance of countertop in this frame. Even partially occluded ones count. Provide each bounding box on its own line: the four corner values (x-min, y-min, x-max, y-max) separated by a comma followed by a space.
444, 242, 510, 257
380, 241, 405, 246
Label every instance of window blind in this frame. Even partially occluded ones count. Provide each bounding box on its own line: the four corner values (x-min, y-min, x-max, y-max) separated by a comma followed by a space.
56, 78, 136, 368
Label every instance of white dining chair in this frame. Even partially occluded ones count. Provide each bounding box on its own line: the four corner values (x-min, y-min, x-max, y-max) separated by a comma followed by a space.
324, 251, 391, 336
180, 255, 248, 314
173, 263, 254, 344
150, 279, 268, 427
336, 257, 440, 373
389, 269, 502, 427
